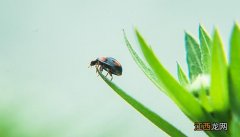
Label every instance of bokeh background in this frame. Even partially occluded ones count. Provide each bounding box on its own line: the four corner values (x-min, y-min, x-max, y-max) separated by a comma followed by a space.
0, 0, 240, 137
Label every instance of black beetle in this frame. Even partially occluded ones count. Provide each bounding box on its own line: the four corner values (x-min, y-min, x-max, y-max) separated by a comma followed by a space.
90, 57, 122, 80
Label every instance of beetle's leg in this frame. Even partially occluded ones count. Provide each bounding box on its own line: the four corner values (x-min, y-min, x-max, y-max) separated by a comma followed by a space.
95, 66, 100, 77
96, 66, 102, 74
109, 72, 113, 81
95, 65, 98, 73
99, 65, 103, 72
97, 65, 103, 77
95, 62, 100, 73
103, 67, 109, 77
96, 66, 100, 77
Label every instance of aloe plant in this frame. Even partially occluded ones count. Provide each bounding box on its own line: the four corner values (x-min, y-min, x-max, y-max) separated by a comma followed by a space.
98, 23, 240, 137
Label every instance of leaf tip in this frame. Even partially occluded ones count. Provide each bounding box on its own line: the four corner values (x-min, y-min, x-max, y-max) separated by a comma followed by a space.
233, 21, 240, 28
184, 31, 194, 39
213, 27, 221, 39
176, 61, 182, 69
184, 31, 199, 45
198, 24, 208, 35
176, 61, 180, 69
233, 22, 240, 33
134, 28, 142, 40
184, 31, 191, 41
199, 23, 204, 31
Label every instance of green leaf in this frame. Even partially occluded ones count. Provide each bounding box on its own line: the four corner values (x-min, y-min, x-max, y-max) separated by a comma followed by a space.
123, 31, 165, 93
185, 33, 203, 80
135, 29, 210, 122
229, 23, 240, 116
209, 29, 229, 116
98, 70, 187, 137
199, 25, 212, 73
177, 63, 189, 86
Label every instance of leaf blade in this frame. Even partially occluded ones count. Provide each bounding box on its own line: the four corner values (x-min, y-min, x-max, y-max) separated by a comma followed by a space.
98, 71, 187, 137
185, 33, 203, 80
177, 63, 189, 86
209, 29, 229, 116
199, 25, 212, 73
123, 31, 166, 93
229, 23, 240, 116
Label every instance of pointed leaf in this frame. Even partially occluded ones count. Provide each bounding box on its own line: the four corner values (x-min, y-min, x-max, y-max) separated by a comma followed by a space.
199, 25, 212, 73
177, 63, 189, 86
98, 70, 187, 137
123, 31, 165, 93
229, 23, 240, 116
185, 33, 203, 80
210, 29, 229, 115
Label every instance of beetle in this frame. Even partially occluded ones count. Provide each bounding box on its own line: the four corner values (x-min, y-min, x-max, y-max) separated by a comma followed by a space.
89, 57, 122, 80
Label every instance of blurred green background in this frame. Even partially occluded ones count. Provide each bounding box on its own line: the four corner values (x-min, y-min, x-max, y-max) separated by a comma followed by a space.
0, 0, 240, 137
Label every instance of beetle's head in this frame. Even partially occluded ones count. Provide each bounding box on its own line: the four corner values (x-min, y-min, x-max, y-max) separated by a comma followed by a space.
90, 61, 96, 66
90, 60, 97, 66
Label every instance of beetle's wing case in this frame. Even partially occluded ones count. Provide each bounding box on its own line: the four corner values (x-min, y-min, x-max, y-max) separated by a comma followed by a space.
104, 57, 122, 75
101, 57, 120, 67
